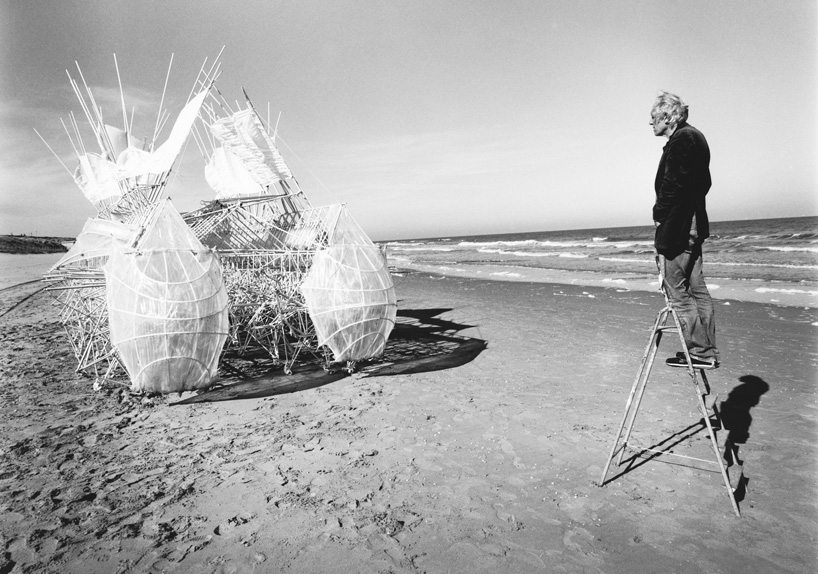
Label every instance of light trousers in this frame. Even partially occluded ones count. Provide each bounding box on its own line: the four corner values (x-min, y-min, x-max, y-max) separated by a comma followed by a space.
661, 244, 719, 360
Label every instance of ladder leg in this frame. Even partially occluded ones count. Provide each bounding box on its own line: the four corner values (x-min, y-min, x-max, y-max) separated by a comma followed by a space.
670, 306, 741, 516
693, 370, 741, 517
600, 307, 668, 485
616, 314, 666, 466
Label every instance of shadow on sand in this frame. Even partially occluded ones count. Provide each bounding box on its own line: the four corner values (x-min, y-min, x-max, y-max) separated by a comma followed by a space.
602, 418, 714, 486
716, 374, 770, 501
173, 307, 486, 405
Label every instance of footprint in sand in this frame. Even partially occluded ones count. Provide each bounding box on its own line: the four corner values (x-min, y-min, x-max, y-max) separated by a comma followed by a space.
483, 432, 527, 470
499, 439, 527, 469
214, 513, 256, 536
562, 526, 603, 565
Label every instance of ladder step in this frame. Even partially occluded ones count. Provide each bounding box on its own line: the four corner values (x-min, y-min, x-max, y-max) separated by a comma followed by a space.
666, 362, 719, 371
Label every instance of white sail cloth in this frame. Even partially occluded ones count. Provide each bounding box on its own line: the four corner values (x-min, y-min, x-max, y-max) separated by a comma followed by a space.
72, 90, 208, 205
300, 207, 396, 362
103, 124, 131, 160
204, 146, 262, 199
114, 90, 208, 180
73, 153, 123, 205
50, 218, 138, 271
209, 107, 292, 190
103, 200, 229, 394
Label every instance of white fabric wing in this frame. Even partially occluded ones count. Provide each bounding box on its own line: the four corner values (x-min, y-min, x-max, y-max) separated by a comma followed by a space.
74, 153, 122, 205
210, 108, 292, 187
51, 218, 138, 271
204, 146, 263, 199
103, 124, 130, 160
114, 90, 208, 180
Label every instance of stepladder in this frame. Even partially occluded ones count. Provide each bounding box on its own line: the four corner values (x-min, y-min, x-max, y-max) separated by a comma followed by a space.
598, 256, 741, 517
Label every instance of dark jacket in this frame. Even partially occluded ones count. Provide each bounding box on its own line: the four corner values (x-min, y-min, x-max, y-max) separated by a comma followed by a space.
653, 122, 711, 258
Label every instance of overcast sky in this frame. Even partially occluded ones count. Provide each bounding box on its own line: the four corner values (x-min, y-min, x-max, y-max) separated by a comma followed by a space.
1, 0, 815, 241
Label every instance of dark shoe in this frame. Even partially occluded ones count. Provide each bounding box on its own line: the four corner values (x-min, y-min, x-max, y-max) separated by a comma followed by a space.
666, 356, 719, 369
674, 351, 720, 367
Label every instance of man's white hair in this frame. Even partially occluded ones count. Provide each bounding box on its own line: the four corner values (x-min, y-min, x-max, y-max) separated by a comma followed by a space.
652, 91, 689, 127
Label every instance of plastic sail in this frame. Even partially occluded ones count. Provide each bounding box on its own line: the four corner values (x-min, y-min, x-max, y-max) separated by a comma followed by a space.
300, 207, 397, 362
71, 91, 206, 204
103, 200, 229, 393
209, 107, 293, 189
114, 90, 209, 180
50, 218, 138, 272
204, 146, 262, 199
73, 153, 123, 205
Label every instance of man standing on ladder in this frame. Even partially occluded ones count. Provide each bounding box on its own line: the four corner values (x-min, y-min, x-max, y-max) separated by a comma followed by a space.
650, 91, 720, 369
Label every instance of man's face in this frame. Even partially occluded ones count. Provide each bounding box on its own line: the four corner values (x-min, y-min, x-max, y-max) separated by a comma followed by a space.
650, 112, 671, 138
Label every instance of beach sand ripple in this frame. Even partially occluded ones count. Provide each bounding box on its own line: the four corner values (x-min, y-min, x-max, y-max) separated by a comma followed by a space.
1, 274, 816, 573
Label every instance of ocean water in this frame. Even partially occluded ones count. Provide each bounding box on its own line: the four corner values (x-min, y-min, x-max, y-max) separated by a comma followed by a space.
384, 216, 818, 307
0, 252, 64, 290
2, 218, 816, 307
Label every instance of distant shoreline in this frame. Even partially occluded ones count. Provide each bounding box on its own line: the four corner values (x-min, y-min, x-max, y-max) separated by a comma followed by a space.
394, 261, 818, 309
376, 214, 818, 244
0, 235, 72, 254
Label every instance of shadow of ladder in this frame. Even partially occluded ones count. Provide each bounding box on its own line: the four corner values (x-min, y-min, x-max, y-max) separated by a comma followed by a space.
598, 258, 741, 518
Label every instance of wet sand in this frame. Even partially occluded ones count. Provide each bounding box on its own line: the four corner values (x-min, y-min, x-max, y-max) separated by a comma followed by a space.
1, 272, 816, 573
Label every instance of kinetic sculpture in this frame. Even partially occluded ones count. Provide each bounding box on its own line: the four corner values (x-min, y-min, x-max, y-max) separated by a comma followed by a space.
42, 57, 216, 382
41, 53, 396, 392
185, 90, 396, 373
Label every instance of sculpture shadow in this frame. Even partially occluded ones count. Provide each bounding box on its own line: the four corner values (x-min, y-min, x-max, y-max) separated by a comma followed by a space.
172, 357, 349, 405
173, 307, 486, 404
360, 308, 487, 377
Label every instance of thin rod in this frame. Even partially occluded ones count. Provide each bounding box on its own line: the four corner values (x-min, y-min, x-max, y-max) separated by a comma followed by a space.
203, 46, 225, 85
67, 72, 106, 156
206, 76, 234, 115
113, 53, 130, 146
33, 129, 75, 179
189, 122, 208, 156
153, 53, 174, 147
155, 109, 170, 141
273, 111, 282, 139
74, 64, 117, 160
59, 117, 80, 158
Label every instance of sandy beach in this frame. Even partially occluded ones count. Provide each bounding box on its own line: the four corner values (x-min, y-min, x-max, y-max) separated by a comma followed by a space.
1, 270, 816, 573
